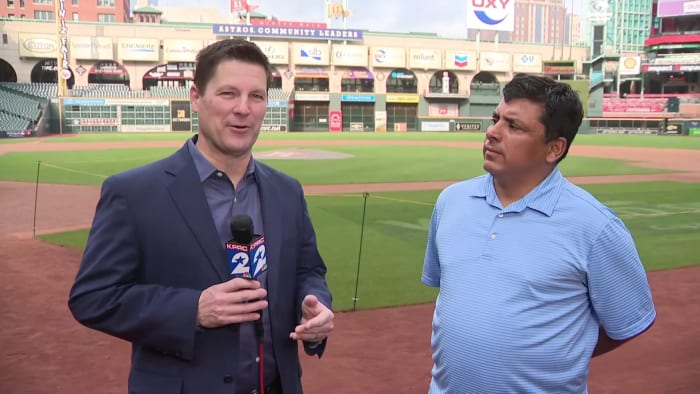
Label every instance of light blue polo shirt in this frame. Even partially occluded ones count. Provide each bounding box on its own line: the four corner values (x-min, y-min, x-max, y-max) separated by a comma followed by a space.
422, 168, 656, 393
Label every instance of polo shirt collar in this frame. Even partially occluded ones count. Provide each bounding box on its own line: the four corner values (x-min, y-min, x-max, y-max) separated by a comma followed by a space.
472, 168, 564, 216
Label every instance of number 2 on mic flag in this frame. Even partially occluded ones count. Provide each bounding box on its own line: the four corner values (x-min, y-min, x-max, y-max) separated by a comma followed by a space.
250, 236, 268, 278
227, 243, 252, 278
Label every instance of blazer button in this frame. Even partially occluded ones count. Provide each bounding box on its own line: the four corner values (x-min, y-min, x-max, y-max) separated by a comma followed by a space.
223, 375, 233, 384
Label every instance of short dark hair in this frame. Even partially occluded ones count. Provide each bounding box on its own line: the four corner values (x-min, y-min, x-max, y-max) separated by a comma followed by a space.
502, 74, 583, 162
193, 38, 273, 94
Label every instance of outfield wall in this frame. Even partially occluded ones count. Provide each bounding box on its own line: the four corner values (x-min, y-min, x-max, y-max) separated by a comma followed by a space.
52, 97, 293, 133
51, 97, 700, 135
49, 97, 599, 134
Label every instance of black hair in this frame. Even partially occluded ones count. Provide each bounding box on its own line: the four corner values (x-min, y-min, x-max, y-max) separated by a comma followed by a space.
502, 74, 584, 162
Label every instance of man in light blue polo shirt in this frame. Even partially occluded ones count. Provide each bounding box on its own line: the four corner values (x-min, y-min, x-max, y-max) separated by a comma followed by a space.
422, 75, 656, 393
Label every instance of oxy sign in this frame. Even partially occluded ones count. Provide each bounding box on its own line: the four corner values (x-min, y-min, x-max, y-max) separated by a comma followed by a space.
466, 0, 515, 32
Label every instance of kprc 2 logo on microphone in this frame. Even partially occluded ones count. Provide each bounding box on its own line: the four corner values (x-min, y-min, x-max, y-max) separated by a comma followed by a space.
466, 0, 515, 32
228, 244, 252, 279
226, 236, 268, 279
250, 237, 268, 278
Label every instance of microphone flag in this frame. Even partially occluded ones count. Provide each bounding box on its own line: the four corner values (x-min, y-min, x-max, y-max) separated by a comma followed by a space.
250, 236, 267, 278
228, 214, 267, 279
227, 242, 252, 278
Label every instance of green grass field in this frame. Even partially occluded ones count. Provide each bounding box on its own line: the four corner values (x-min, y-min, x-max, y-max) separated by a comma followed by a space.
0, 144, 675, 185
38, 182, 700, 311
3, 131, 700, 149
4, 132, 697, 311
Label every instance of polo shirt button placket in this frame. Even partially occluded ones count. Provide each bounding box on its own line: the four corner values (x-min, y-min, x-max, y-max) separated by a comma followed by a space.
491, 212, 504, 239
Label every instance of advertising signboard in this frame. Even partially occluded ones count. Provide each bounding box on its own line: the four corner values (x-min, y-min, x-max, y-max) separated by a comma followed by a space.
603, 98, 667, 112
445, 50, 477, 71
466, 0, 515, 31
512, 53, 542, 73
253, 41, 290, 64
70, 36, 113, 60
19, 34, 57, 58
455, 121, 482, 131
332, 45, 368, 67
329, 110, 343, 132
292, 43, 330, 65
480, 52, 511, 72
118, 38, 159, 62
371, 47, 406, 68
619, 56, 642, 75
657, 0, 700, 17
171, 100, 192, 132
543, 61, 576, 74
163, 40, 203, 62
409, 49, 442, 69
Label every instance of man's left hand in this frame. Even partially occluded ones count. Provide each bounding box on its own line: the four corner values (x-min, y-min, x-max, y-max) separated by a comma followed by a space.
289, 295, 334, 342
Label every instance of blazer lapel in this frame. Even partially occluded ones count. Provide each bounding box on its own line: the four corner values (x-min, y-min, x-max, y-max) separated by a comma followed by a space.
166, 146, 228, 282
257, 165, 283, 306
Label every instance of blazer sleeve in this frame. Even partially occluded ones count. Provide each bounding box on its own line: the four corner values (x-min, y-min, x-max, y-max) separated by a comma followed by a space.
68, 175, 201, 361
295, 194, 333, 357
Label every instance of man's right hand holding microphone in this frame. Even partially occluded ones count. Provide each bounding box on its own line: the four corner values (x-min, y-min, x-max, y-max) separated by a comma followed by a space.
196, 278, 267, 328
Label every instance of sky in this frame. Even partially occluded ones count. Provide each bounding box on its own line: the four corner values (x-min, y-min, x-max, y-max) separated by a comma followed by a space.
149, 0, 588, 39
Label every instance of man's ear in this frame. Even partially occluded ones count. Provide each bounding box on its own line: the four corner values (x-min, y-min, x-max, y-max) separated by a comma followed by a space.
190, 84, 200, 112
546, 137, 567, 164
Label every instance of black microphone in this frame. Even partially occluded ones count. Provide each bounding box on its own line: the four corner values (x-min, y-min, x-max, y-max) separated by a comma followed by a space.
231, 214, 254, 244
228, 215, 254, 278
228, 214, 268, 279
227, 214, 267, 341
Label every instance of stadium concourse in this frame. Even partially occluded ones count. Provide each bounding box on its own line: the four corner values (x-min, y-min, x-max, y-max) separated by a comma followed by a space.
0, 137, 699, 393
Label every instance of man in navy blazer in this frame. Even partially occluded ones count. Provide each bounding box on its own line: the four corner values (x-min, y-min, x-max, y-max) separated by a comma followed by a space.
69, 39, 334, 394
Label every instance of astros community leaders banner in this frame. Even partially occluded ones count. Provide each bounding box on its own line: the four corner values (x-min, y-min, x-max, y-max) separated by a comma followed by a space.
212, 24, 363, 41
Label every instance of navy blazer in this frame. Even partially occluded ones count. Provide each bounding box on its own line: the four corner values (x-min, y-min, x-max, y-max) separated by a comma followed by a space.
69, 141, 332, 394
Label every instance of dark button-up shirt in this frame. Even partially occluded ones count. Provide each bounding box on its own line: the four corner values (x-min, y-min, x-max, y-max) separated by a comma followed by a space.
188, 136, 278, 393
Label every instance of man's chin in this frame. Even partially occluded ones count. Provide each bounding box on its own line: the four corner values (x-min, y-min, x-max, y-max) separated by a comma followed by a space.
483, 160, 498, 174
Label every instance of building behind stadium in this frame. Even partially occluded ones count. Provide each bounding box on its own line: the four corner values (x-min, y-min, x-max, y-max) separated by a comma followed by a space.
0, 0, 697, 136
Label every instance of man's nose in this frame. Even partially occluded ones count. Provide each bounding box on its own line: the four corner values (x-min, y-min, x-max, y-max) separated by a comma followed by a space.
233, 98, 252, 115
485, 121, 501, 141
